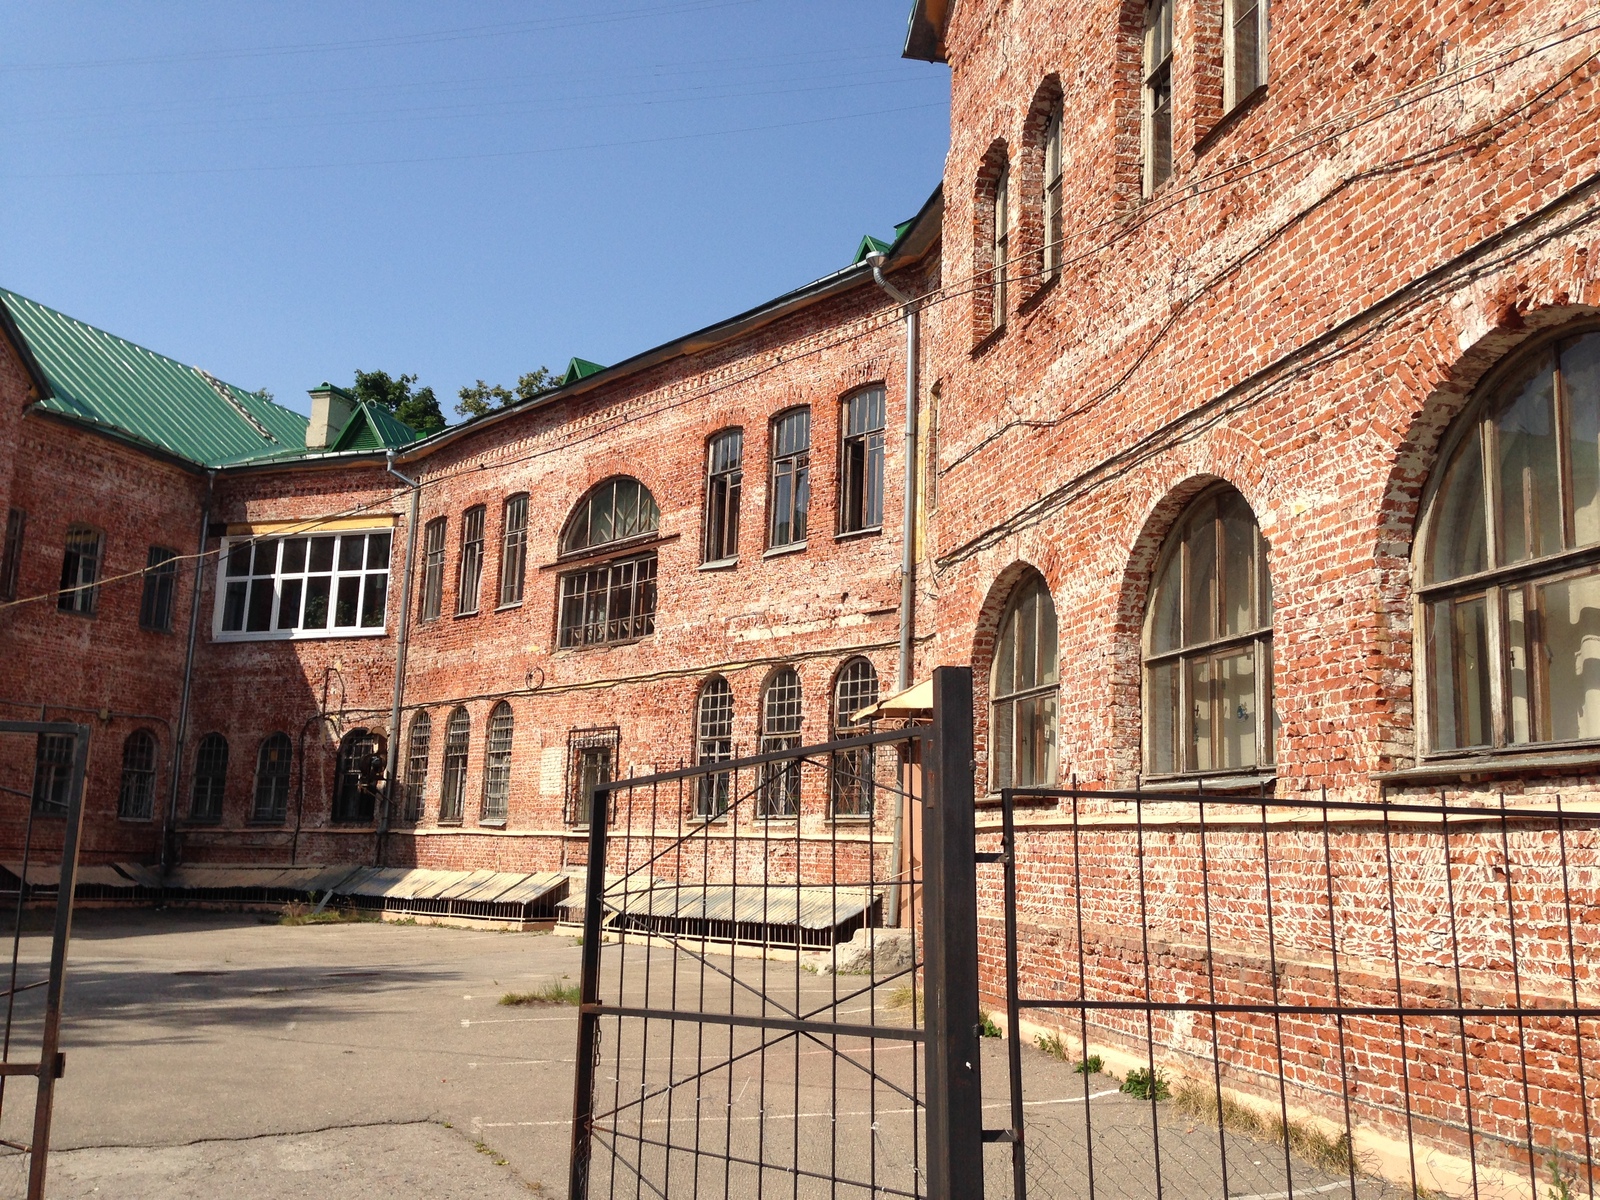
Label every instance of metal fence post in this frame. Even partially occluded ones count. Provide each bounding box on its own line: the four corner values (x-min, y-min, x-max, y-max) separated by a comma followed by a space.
924, 666, 984, 1200
567, 781, 612, 1200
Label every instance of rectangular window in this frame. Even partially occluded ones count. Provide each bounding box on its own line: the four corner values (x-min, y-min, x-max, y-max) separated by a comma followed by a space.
1144, 0, 1175, 195
992, 165, 1010, 325
840, 389, 887, 533
457, 506, 486, 615
58, 524, 103, 616
703, 430, 743, 562
139, 546, 179, 631
499, 495, 529, 607
768, 409, 811, 548
214, 529, 391, 641
32, 733, 75, 817
1043, 109, 1064, 279
1224, 0, 1266, 111
1, 508, 24, 602
419, 518, 446, 622
440, 714, 469, 824
557, 553, 658, 648
568, 728, 619, 827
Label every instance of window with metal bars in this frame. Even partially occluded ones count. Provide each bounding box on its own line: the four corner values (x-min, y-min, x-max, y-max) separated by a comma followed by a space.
1043, 107, 1064, 279
992, 164, 1010, 326
217, 529, 390, 639
568, 727, 619, 827
557, 554, 657, 647
1, 508, 25, 602
830, 658, 880, 818
991, 575, 1060, 790
480, 702, 514, 823
190, 733, 228, 822
758, 668, 803, 818
58, 524, 102, 616
419, 518, 446, 622
499, 494, 529, 607
1143, 485, 1275, 776
1143, 0, 1174, 195
768, 409, 811, 549
703, 430, 743, 563
695, 677, 734, 819
1224, 0, 1266, 111
1418, 325, 1600, 754
333, 729, 382, 824
33, 733, 75, 817
402, 710, 431, 823
439, 708, 470, 823
251, 732, 292, 823
118, 730, 158, 821
457, 505, 486, 615
139, 546, 178, 631
839, 389, 887, 534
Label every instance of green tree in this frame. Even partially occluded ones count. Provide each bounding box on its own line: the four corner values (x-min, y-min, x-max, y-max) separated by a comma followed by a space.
456, 367, 561, 418
351, 369, 447, 437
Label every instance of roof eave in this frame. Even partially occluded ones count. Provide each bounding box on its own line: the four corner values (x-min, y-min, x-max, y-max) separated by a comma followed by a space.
903, 0, 950, 62
27, 406, 208, 475
0, 299, 52, 401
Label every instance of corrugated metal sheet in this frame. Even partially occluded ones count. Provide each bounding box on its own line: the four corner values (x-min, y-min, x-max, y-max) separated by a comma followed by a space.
161, 865, 359, 892
1, 287, 309, 467
2, 863, 145, 889
488, 872, 567, 906
605, 881, 880, 931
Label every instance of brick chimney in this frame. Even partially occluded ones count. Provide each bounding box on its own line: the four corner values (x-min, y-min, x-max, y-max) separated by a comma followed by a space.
306, 382, 354, 450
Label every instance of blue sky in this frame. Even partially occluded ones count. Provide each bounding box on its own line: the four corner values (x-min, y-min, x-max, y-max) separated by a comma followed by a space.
1, 2, 949, 417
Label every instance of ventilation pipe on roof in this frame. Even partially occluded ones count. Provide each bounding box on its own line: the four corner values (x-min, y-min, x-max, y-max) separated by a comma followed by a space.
375, 452, 421, 866
306, 383, 354, 450
867, 252, 918, 931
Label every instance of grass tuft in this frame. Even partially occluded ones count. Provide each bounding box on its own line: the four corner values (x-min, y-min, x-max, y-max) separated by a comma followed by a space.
1075, 1054, 1104, 1076
1120, 1067, 1171, 1101
500, 978, 580, 1007
1174, 1080, 1354, 1175
279, 901, 377, 926
1034, 1031, 1070, 1061
886, 985, 924, 1019
978, 1013, 1002, 1038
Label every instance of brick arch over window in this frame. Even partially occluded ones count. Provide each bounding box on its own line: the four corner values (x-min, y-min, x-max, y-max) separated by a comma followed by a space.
971, 139, 1010, 344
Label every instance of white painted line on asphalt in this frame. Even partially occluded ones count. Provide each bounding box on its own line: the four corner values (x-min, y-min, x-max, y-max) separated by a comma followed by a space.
461, 1015, 576, 1027
1229, 1182, 1350, 1200
467, 1059, 576, 1069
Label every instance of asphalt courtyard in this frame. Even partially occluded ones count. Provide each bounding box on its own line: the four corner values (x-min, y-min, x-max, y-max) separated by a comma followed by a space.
0, 909, 1401, 1199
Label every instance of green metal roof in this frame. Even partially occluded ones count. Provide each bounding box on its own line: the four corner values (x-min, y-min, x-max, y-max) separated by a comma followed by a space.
330, 400, 422, 452
0, 287, 310, 468
560, 357, 606, 386
853, 234, 894, 264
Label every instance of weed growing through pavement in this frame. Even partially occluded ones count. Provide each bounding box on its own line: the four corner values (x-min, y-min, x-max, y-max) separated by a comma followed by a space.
279, 901, 377, 926
1546, 1147, 1578, 1200
886, 985, 924, 1020
501, 978, 580, 1006
1121, 1067, 1171, 1101
979, 1013, 1002, 1038
1173, 1080, 1355, 1175
1034, 1031, 1069, 1061
1075, 1054, 1104, 1075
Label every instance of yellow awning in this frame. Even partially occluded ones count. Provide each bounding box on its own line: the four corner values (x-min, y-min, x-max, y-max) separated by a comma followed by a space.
852, 677, 933, 723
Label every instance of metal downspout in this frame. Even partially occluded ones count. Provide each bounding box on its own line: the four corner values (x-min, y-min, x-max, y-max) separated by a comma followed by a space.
376, 453, 421, 866
869, 256, 919, 928
161, 471, 214, 873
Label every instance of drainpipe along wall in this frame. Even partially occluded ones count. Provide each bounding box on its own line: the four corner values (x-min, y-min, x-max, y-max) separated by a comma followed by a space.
161, 471, 214, 873
376, 454, 421, 866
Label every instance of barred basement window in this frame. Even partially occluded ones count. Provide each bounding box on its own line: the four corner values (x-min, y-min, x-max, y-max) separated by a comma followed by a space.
768, 409, 811, 549
1, 508, 25, 602
499, 494, 529, 607
1418, 325, 1600, 754
402, 711, 431, 823
839, 388, 886, 534
457, 505, 486, 615
419, 518, 446, 622
58, 524, 102, 616
758, 667, 803, 818
215, 529, 390, 640
139, 546, 178, 631
568, 728, 619, 827
33, 733, 75, 817
333, 729, 382, 824
1143, 485, 1275, 776
1143, 0, 1175, 195
830, 657, 880, 818
990, 574, 1059, 790
1042, 106, 1064, 279
190, 733, 228, 822
992, 164, 1010, 325
695, 677, 734, 819
703, 430, 743, 563
1224, 0, 1267, 111
480, 702, 514, 823
439, 708, 470, 823
118, 730, 158, 820
252, 732, 292, 823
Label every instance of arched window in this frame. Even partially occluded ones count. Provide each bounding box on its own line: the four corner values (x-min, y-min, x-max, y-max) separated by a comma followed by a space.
191, 733, 228, 822
440, 708, 471, 823
831, 658, 880, 817
252, 733, 292, 823
1143, 485, 1275, 776
118, 730, 158, 820
557, 477, 660, 647
990, 575, 1059, 789
402, 711, 431, 823
758, 668, 803, 817
480, 702, 514, 823
1418, 326, 1600, 752
695, 677, 734, 819
333, 729, 383, 824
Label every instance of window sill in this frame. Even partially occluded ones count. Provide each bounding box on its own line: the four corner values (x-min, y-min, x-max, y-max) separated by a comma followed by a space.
1194, 84, 1267, 156
138, 625, 175, 635
56, 608, 97, 620
245, 819, 287, 827
479, 819, 507, 828
117, 815, 155, 823
214, 627, 388, 643
828, 814, 874, 824
554, 633, 654, 654
495, 601, 524, 612
763, 542, 807, 559
1375, 749, 1600, 784
1137, 772, 1277, 795
698, 558, 739, 572
436, 819, 463, 827
834, 527, 881, 543
183, 819, 223, 827
969, 323, 1006, 359
454, 609, 480, 620
539, 531, 679, 573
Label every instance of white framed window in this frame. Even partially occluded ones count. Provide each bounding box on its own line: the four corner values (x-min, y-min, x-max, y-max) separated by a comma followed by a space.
213, 528, 391, 641
1223, 0, 1267, 112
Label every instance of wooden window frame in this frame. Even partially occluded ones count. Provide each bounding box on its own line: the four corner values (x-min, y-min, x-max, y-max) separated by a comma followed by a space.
694, 677, 734, 819
498, 494, 529, 609
1223, 0, 1268, 112
419, 517, 447, 622
830, 657, 880, 818
703, 430, 744, 564
189, 733, 229, 823
117, 730, 158, 821
439, 708, 470, 824
557, 553, 658, 648
139, 545, 179, 632
567, 726, 620, 827
1042, 107, 1064, 280
768, 409, 812, 550
839, 388, 887, 535
332, 729, 383, 825
457, 505, 486, 616
989, 575, 1061, 791
251, 732, 293, 824
1143, 0, 1175, 196
402, 710, 431, 823
758, 668, 803, 818
992, 164, 1011, 328
58, 524, 103, 616
1, 508, 25, 602
479, 701, 514, 824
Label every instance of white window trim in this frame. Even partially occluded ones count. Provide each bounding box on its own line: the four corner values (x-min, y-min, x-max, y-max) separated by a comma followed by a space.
212, 528, 392, 642
1222, 0, 1269, 113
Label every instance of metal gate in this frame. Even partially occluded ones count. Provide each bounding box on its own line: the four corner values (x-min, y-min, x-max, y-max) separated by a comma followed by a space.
0, 720, 90, 1199
985, 784, 1600, 1200
567, 667, 986, 1200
